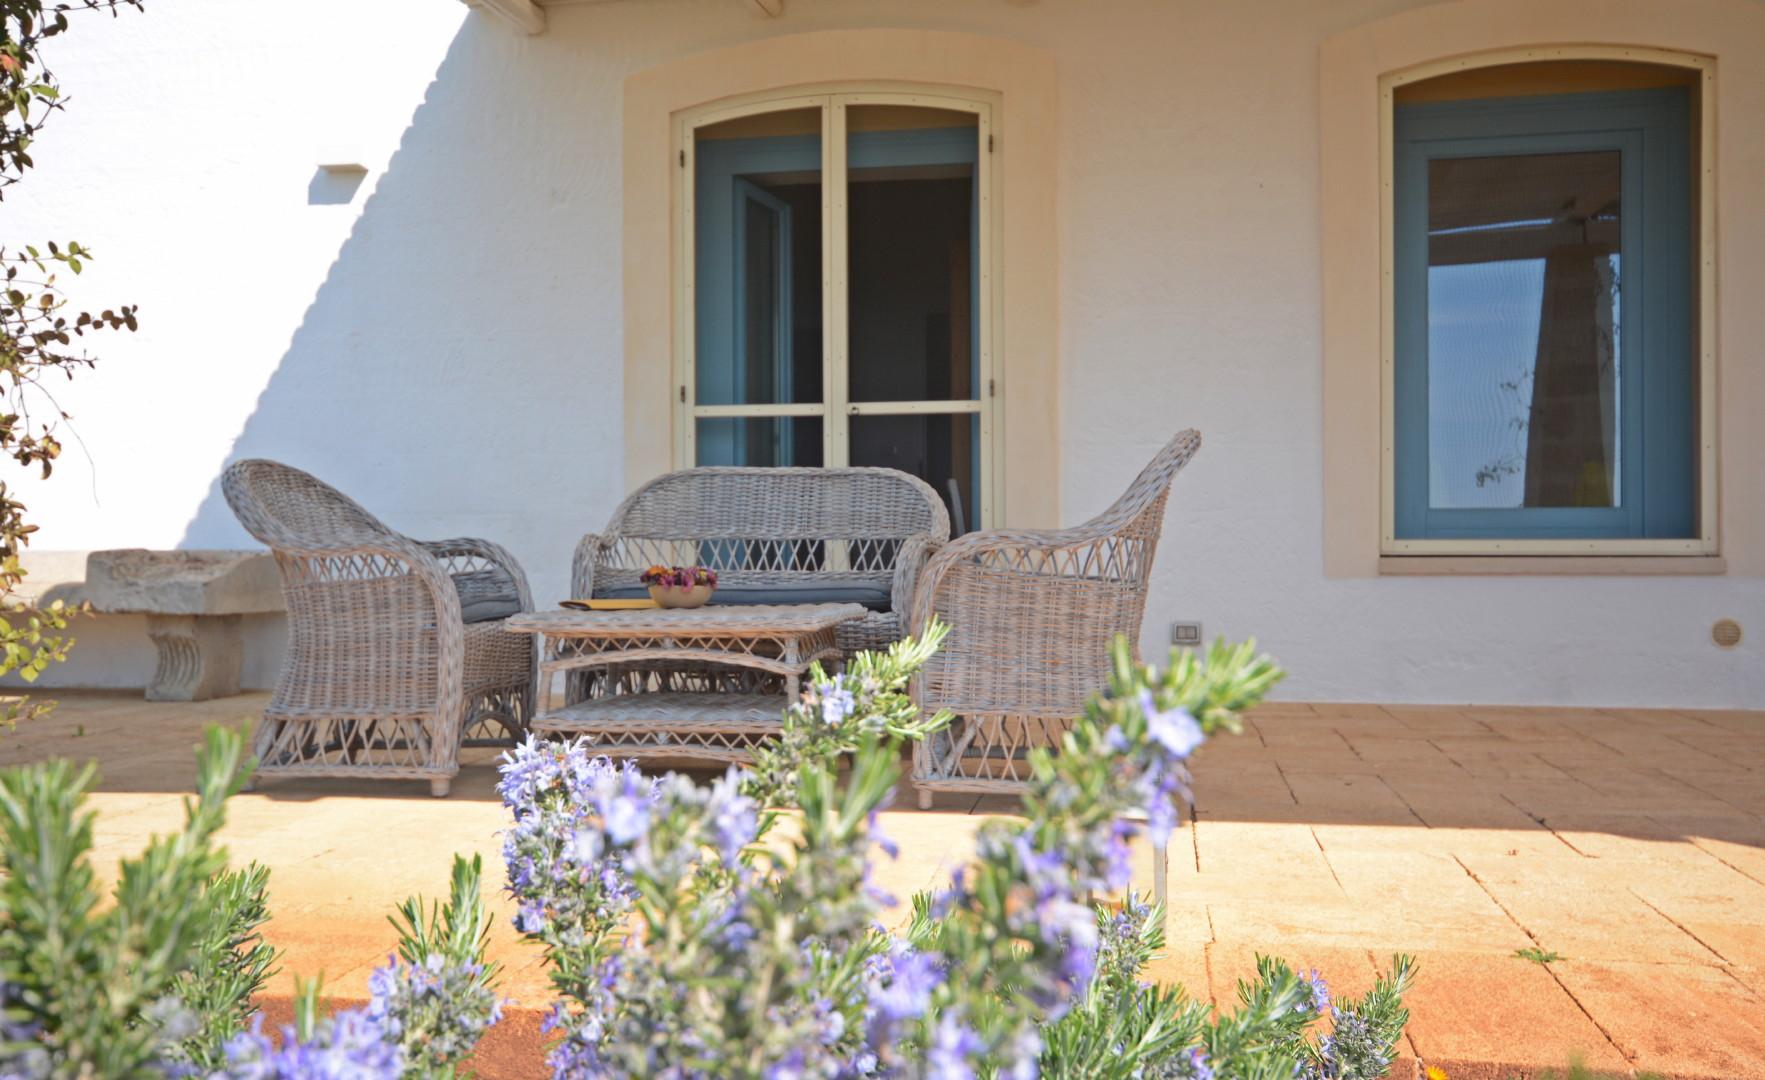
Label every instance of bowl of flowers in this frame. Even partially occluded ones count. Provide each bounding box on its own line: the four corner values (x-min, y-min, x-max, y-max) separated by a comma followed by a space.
641, 564, 718, 609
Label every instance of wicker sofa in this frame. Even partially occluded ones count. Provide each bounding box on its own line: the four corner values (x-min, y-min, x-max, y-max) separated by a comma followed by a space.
223, 459, 535, 797
572, 466, 950, 656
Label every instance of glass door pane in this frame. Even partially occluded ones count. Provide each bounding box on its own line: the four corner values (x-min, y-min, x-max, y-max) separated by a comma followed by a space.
693, 107, 825, 466
849, 413, 978, 535
845, 105, 979, 404
694, 417, 824, 469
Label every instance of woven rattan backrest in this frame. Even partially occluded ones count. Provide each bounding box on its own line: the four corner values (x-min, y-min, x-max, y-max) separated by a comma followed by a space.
596, 467, 950, 587
223, 459, 397, 553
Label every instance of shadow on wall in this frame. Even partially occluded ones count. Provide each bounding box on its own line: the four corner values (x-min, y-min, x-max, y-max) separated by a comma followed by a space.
176, 15, 626, 606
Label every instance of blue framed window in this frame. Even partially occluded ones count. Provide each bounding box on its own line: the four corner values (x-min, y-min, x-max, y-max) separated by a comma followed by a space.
1392, 86, 1695, 541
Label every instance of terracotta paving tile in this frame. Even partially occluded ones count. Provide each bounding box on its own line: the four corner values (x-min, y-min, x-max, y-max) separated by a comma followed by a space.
10, 691, 1762, 1077
1681, 709, 1765, 734
1272, 749, 1388, 775
1190, 819, 1335, 874
1206, 898, 1531, 956
1284, 773, 1423, 819
1141, 940, 1211, 1004
1494, 777, 1625, 818
1338, 737, 1466, 768
1552, 959, 1765, 1079
1538, 813, 1751, 863
1385, 706, 1491, 734
1439, 753, 1580, 783
1400, 950, 1631, 1076
1244, 702, 1320, 719
1317, 850, 1510, 918
1308, 703, 1398, 720
1454, 855, 1728, 965
1727, 964, 1765, 998
1674, 776, 1765, 817
1682, 836, 1765, 891
1624, 871, 1765, 970
1255, 727, 1358, 751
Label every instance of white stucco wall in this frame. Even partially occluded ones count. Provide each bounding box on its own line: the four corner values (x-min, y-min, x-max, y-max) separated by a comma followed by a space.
9, 0, 1760, 706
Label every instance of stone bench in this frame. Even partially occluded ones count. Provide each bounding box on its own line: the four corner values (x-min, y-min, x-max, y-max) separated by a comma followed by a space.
80, 549, 282, 701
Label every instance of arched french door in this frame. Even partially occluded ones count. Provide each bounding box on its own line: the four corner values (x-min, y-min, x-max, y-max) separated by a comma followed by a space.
676, 88, 998, 533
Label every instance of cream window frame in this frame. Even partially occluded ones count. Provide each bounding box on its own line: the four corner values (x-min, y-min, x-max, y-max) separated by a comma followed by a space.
1376, 46, 1719, 557
672, 84, 1003, 528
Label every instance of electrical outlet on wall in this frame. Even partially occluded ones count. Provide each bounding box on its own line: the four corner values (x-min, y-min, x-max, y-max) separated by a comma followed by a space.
1170, 621, 1203, 648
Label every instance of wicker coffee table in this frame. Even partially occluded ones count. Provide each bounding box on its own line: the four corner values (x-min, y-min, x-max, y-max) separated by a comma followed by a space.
504, 603, 867, 764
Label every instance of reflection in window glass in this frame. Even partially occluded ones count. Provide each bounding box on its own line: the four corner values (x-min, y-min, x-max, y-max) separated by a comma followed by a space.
695, 417, 823, 468
850, 413, 978, 534
846, 105, 979, 404
1426, 151, 1621, 510
693, 108, 823, 410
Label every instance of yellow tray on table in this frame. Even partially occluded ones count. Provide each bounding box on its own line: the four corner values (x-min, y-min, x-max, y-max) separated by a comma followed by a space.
560, 598, 661, 611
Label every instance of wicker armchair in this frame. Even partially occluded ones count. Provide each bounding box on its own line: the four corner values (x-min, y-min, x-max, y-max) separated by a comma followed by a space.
223, 460, 535, 797
908, 430, 1203, 808
573, 467, 950, 657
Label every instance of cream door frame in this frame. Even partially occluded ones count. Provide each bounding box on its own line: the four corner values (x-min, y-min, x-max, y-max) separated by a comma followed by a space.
672, 84, 1002, 528
1377, 45, 1718, 557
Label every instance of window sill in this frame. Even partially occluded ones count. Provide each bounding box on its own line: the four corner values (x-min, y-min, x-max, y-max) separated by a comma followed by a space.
1379, 555, 1726, 576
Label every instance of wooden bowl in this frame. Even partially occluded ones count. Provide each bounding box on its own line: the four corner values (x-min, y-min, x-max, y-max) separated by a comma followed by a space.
648, 582, 714, 609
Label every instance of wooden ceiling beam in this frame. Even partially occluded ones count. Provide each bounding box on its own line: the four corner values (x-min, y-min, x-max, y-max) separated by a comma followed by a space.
459, 0, 546, 34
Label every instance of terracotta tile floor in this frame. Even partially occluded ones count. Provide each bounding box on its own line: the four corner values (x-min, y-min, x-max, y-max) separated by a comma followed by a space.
7, 693, 1765, 1079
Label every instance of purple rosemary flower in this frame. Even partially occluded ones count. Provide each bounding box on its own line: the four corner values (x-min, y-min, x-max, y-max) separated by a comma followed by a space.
219, 1008, 402, 1079
1182, 1046, 1215, 1080
818, 682, 857, 726
867, 808, 899, 860
361, 952, 504, 1075
706, 767, 759, 867
596, 771, 652, 847
1140, 690, 1205, 760
1102, 819, 1135, 891
869, 944, 943, 1024
926, 1012, 984, 1080
1301, 968, 1331, 1014
764, 1047, 808, 1080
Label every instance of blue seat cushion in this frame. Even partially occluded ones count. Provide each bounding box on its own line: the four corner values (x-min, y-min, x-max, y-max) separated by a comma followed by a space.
600, 580, 891, 613
453, 570, 522, 623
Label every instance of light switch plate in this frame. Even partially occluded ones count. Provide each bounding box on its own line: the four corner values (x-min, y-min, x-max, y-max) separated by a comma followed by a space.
1171, 621, 1203, 647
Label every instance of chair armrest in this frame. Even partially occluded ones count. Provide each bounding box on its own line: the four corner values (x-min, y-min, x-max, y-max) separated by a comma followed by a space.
269, 533, 467, 644
905, 523, 1124, 637
890, 533, 942, 633
420, 537, 534, 612
571, 533, 612, 599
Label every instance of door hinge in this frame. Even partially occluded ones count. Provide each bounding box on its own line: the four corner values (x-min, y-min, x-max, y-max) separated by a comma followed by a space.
679, 385, 687, 403
988, 378, 996, 397
678, 149, 686, 168
987, 134, 994, 153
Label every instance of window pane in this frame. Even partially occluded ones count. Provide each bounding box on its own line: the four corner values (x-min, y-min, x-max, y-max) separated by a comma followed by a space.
694, 108, 823, 406
846, 105, 979, 403
850, 413, 978, 534
695, 416, 823, 468
1426, 151, 1621, 510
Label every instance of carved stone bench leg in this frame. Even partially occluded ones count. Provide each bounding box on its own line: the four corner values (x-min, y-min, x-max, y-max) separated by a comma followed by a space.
144, 614, 244, 702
